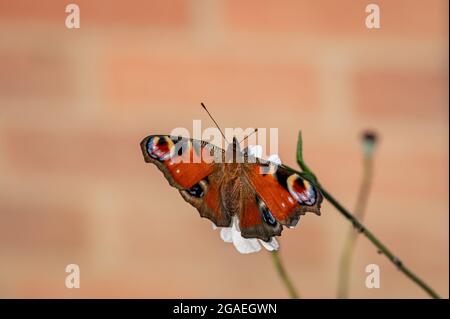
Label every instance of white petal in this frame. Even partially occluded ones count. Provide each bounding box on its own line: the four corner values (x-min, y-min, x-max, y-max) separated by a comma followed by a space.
231, 229, 262, 254
220, 227, 233, 243
247, 145, 263, 158
259, 238, 279, 251
232, 216, 241, 232
268, 154, 282, 165
217, 217, 267, 254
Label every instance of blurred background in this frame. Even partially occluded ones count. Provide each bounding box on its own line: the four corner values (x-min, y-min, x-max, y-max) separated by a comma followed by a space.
0, 0, 448, 298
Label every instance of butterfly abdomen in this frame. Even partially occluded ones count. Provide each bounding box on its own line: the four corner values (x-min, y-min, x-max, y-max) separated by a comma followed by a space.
220, 164, 243, 217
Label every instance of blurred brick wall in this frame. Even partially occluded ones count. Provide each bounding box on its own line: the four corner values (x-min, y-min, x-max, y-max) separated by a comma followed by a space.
0, 0, 448, 298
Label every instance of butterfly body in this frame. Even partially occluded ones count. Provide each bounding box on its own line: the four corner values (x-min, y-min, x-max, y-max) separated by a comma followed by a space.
141, 135, 322, 242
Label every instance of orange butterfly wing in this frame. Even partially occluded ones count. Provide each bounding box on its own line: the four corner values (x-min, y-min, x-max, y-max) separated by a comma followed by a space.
239, 160, 322, 241
141, 135, 231, 226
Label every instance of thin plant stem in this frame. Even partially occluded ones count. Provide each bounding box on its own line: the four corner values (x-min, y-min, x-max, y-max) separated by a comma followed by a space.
337, 231, 358, 298
337, 136, 375, 298
271, 250, 299, 299
292, 131, 441, 299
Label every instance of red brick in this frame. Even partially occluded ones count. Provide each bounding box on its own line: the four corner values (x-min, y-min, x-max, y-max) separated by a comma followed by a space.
101, 52, 319, 111
1, 126, 144, 179
353, 69, 448, 119
0, 193, 86, 252
0, 0, 189, 28
226, 0, 448, 37
0, 49, 72, 102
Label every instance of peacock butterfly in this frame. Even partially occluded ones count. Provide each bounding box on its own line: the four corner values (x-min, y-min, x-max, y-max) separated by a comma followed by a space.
140, 105, 322, 242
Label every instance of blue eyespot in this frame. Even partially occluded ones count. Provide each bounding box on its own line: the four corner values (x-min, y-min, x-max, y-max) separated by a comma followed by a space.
147, 136, 173, 161
187, 183, 205, 198
257, 196, 277, 226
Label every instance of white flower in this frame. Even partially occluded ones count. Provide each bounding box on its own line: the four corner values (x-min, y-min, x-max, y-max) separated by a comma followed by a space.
212, 145, 281, 254
217, 217, 279, 254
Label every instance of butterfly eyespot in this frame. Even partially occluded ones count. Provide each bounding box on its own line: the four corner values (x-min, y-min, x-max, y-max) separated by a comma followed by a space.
256, 196, 277, 226
287, 174, 316, 206
147, 136, 175, 161
186, 182, 205, 198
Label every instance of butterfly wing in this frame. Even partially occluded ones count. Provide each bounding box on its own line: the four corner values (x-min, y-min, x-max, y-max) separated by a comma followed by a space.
141, 136, 323, 240
238, 186, 283, 242
140, 135, 231, 226
239, 158, 322, 241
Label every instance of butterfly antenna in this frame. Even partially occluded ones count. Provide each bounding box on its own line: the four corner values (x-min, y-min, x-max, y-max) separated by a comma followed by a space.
201, 102, 229, 143
239, 128, 258, 144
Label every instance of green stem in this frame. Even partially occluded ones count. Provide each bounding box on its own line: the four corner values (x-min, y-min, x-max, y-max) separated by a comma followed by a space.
337, 232, 358, 298
295, 131, 441, 299
337, 154, 374, 298
271, 250, 299, 299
